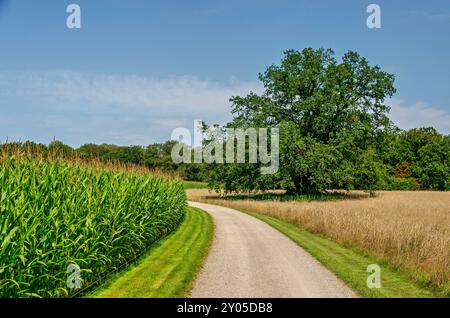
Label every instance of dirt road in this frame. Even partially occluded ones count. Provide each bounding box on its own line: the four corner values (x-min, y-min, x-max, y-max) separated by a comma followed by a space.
188, 201, 358, 298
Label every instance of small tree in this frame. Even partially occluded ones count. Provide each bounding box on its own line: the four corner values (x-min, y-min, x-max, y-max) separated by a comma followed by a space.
387, 127, 450, 190
48, 140, 74, 158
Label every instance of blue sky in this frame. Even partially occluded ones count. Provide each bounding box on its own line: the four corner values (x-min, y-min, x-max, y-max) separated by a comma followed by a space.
1, 0, 449, 146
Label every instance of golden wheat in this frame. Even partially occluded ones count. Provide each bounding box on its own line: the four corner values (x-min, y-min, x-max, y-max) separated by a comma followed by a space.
187, 189, 450, 288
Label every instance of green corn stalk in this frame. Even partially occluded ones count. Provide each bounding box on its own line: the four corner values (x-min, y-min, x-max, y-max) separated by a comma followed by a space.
0, 156, 186, 298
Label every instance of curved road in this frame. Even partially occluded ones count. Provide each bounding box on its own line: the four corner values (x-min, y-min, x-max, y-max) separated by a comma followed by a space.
188, 201, 358, 298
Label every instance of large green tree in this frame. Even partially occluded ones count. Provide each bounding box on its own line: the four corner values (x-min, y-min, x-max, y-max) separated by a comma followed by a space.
209, 48, 397, 194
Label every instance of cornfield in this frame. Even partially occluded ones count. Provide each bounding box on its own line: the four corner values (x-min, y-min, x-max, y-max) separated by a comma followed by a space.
0, 156, 186, 297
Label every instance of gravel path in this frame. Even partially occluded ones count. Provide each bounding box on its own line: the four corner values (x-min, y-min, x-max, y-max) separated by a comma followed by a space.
188, 201, 358, 298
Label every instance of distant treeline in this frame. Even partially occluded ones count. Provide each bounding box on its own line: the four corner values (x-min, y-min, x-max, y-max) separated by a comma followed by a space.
0, 140, 211, 182
1, 125, 449, 190
207, 126, 450, 192
376, 127, 450, 191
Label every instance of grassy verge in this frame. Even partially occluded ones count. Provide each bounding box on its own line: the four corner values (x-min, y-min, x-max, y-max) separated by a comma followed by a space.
90, 207, 213, 298
239, 209, 439, 298
183, 181, 208, 189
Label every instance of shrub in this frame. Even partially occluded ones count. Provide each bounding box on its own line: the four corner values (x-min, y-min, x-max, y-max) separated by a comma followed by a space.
379, 176, 418, 191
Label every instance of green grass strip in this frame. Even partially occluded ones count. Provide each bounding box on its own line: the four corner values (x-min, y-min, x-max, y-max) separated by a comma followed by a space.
240, 209, 438, 298
183, 181, 208, 189
90, 207, 213, 298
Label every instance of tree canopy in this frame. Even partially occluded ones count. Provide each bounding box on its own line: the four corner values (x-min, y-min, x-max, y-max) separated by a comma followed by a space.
209, 48, 400, 194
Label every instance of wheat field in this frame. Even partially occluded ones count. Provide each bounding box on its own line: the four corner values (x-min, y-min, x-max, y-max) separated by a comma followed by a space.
187, 189, 450, 290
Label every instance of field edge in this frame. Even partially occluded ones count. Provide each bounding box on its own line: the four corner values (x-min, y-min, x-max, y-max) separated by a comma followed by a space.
89, 206, 214, 298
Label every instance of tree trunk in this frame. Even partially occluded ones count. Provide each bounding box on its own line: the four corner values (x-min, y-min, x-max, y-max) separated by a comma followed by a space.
288, 173, 320, 195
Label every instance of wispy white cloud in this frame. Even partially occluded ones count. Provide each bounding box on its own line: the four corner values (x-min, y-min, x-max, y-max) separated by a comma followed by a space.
0, 71, 262, 146
426, 11, 450, 22
388, 98, 450, 134
1, 71, 448, 146
1, 71, 261, 116
408, 10, 450, 22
